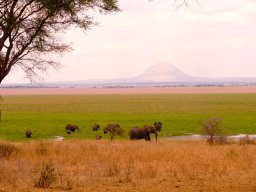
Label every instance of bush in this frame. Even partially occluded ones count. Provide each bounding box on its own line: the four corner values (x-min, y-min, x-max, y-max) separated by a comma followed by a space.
58, 174, 75, 190
0, 143, 16, 159
34, 162, 56, 188
239, 135, 256, 145
104, 126, 125, 141
208, 135, 228, 145
35, 141, 48, 155
200, 117, 226, 145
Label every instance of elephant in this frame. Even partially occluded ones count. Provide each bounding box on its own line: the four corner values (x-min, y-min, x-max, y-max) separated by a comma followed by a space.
129, 126, 156, 141
65, 124, 80, 133
95, 135, 102, 140
154, 122, 162, 131
66, 129, 71, 135
129, 122, 163, 141
25, 129, 32, 138
92, 123, 100, 131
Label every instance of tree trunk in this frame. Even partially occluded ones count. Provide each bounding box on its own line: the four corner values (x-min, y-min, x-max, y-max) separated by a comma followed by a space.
0, 76, 3, 84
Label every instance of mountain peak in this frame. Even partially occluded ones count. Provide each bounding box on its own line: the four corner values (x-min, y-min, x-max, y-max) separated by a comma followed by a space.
136, 62, 194, 82
144, 62, 184, 74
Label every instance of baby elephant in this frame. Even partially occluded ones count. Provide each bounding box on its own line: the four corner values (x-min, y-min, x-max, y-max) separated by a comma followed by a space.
66, 124, 80, 133
25, 129, 32, 138
92, 123, 100, 131
95, 135, 102, 140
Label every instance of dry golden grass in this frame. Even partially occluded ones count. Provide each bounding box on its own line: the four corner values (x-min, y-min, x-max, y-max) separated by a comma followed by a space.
1, 140, 256, 191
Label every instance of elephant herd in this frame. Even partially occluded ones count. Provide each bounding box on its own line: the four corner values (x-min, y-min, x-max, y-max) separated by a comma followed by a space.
25, 122, 162, 141
90, 122, 162, 141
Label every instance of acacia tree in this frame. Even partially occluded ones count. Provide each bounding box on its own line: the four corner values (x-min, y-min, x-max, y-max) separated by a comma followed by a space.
201, 117, 225, 145
0, 0, 119, 83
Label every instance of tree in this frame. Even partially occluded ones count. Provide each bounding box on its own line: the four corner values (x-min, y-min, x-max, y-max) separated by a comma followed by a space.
0, 107, 1, 121
0, 0, 119, 83
103, 124, 125, 141
200, 117, 226, 145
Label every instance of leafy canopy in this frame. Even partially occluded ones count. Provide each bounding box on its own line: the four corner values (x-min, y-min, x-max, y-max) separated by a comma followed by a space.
0, 0, 119, 83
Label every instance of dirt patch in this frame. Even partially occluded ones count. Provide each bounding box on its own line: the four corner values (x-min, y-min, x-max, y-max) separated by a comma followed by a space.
1, 86, 256, 95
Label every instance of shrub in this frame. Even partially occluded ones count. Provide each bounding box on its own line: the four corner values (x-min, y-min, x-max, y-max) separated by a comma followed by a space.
210, 135, 228, 145
109, 128, 125, 141
200, 117, 226, 145
239, 135, 256, 145
104, 125, 125, 141
35, 141, 48, 155
58, 174, 75, 191
34, 162, 56, 188
0, 143, 16, 159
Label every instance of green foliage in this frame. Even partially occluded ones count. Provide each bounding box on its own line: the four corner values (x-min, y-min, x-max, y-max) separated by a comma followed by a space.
0, 94, 256, 140
107, 126, 125, 141
0, 0, 119, 83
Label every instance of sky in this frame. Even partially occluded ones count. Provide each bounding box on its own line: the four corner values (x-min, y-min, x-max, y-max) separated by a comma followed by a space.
2, 0, 256, 84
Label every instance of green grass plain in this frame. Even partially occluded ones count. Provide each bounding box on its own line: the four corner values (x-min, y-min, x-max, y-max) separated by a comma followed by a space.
0, 93, 256, 141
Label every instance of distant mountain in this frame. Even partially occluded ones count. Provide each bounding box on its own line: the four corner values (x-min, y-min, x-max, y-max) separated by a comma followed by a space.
131, 62, 209, 83
1, 62, 256, 88
44, 62, 256, 86
131, 62, 192, 82
130, 62, 256, 84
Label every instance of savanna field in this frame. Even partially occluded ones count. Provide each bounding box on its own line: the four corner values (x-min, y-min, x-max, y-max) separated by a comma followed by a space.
1, 90, 256, 191
1, 93, 256, 140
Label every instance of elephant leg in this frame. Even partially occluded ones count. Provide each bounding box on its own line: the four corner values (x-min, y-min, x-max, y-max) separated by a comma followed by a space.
129, 132, 133, 140
129, 130, 136, 140
131, 135, 137, 140
145, 133, 151, 141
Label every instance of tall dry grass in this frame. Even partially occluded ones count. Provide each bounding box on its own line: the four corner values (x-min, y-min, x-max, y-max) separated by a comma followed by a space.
1, 140, 256, 191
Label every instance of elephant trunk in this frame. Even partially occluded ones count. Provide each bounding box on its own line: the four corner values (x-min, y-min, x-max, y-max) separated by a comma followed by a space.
155, 133, 158, 142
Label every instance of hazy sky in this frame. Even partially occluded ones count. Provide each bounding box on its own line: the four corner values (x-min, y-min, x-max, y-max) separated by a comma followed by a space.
2, 0, 256, 84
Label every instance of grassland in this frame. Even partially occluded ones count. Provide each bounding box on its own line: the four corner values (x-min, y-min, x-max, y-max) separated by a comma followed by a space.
1, 91, 256, 191
0, 93, 256, 140
1, 140, 256, 191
